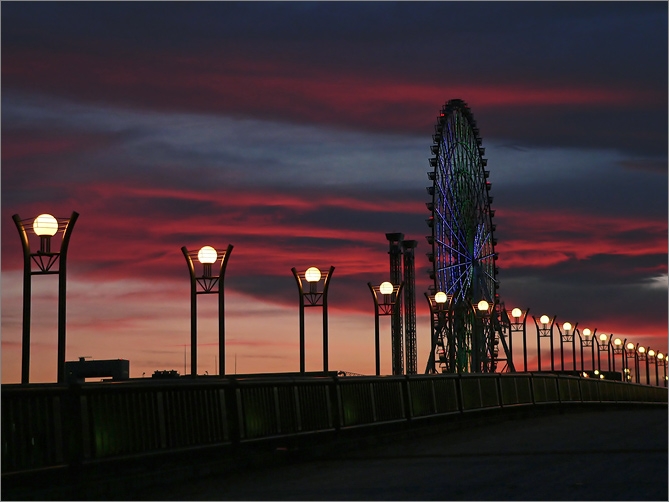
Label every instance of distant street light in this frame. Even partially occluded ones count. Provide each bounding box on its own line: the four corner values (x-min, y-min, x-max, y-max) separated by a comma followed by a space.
647, 349, 658, 386
657, 352, 667, 387
369, 281, 404, 375
625, 342, 637, 383
611, 338, 624, 377
292, 266, 334, 374
577, 328, 596, 372
505, 307, 529, 371
182, 244, 233, 377
425, 291, 452, 374
13, 211, 79, 384
533, 315, 556, 372
597, 333, 611, 373
557, 321, 578, 371
638, 346, 649, 385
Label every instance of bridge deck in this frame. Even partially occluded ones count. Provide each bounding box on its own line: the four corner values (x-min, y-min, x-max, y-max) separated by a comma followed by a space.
128, 406, 667, 501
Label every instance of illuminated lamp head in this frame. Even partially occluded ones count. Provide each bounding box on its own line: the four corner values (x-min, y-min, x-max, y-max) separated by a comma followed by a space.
648, 349, 655, 357
511, 308, 522, 318
379, 282, 393, 295
197, 246, 217, 264
638, 346, 645, 354
540, 315, 550, 325
33, 214, 58, 236
197, 246, 217, 277
626, 342, 635, 351
658, 353, 664, 360
613, 338, 622, 347
305, 267, 321, 283
582, 328, 592, 338
563, 322, 572, 331
477, 300, 489, 312
434, 292, 448, 304
599, 333, 608, 342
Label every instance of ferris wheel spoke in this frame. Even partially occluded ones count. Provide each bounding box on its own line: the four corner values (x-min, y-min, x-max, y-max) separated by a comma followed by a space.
474, 228, 492, 259
438, 217, 470, 258
477, 251, 496, 262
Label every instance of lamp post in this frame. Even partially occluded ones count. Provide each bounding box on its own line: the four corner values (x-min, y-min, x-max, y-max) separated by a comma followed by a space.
292, 266, 334, 374
637, 346, 649, 386
557, 321, 578, 372
13, 211, 79, 384
625, 342, 637, 383
369, 281, 404, 376
425, 291, 451, 374
612, 338, 624, 379
596, 333, 611, 373
647, 350, 657, 386
577, 328, 596, 372
657, 352, 667, 387
472, 300, 491, 373
182, 244, 233, 377
505, 307, 529, 372
532, 315, 555, 372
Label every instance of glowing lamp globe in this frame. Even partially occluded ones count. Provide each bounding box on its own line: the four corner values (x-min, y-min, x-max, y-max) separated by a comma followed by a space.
626, 342, 635, 350
197, 246, 217, 264
477, 300, 489, 312
658, 353, 664, 360
305, 267, 321, 283
638, 346, 645, 354
583, 329, 592, 338
33, 214, 58, 236
540, 315, 549, 325
613, 338, 622, 346
599, 334, 607, 342
434, 292, 448, 304
511, 308, 522, 318
379, 282, 393, 295
648, 349, 655, 357
563, 322, 572, 331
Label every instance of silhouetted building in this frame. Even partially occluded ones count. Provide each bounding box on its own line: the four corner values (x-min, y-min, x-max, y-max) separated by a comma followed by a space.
65, 357, 129, 383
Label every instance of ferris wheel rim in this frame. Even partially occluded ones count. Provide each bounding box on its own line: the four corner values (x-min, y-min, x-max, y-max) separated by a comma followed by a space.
427, 99, 498, 308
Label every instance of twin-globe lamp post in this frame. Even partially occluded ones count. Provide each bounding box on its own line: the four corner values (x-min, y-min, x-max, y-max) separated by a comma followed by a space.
292, 266, 334, 374
182, 244, 233, 377
13, 212, 79, 384
369, 281, 404, 376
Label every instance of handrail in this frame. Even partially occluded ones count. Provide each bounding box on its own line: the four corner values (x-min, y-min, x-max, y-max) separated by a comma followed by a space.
2, 373, 666, 475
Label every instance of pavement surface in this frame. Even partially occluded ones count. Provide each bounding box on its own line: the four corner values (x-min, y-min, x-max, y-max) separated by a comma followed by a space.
130, 406, 668, 501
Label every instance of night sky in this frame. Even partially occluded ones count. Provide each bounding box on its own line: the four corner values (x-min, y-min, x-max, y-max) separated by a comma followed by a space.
2, 2, 667, 382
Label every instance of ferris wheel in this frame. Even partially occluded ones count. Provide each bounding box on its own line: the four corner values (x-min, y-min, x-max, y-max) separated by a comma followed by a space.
426, 99, 507, 373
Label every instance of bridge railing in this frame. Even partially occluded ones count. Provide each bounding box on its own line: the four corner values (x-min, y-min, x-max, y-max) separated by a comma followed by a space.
2, 373, 666, 475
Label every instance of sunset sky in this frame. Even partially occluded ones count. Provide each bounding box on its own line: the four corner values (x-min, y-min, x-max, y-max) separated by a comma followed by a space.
2, 2, 667, 383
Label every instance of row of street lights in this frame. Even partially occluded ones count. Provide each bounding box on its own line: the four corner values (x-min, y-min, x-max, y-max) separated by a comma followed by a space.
11, 211, 668, 386
505, 308, 667, 386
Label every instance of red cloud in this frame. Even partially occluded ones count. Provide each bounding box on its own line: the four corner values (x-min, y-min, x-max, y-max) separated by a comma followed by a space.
496, 208, 667, 269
